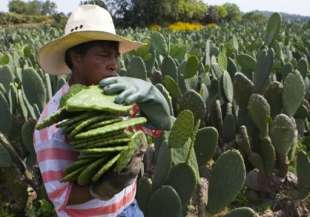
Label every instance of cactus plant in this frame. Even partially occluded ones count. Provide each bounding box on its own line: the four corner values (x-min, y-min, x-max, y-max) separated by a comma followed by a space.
153, 142, 172, 189
0, 91, 12, 135
22, 67, 46, 111
221, 70, 234, 103
136, 177, 152, 214
127, 56, 147, 80
264, 81, 283, 118
248, 94, 271, 137
148, 185, 182, 217
0, 65, 14, 90
180, 90, 206, 123
282, 71, 305, 117
163, 75, 182, 101
150, 32, 168, 56
168, 110, 194, 148
254, 48, 273, 93
296, 151, 310, 198
237, 54, 256, 78
194, 127, 218, 166
206, 150, 246, 214
234, 72, 254, 110
225, 207, 259, 217
181, 55, 199, 79
270, 114, 297, 177
161, 55, 178, 81
264, 13, 282, 46
166, 163, 196, 208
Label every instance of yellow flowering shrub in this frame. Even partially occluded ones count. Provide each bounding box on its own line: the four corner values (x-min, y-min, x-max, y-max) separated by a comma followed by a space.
167, 22, 205, 31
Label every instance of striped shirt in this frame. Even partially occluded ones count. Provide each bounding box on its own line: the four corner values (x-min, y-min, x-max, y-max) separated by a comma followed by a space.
33, 83, 161, 217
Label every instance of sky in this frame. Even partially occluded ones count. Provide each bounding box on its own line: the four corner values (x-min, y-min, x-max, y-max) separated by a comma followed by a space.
0, 0, 309, 17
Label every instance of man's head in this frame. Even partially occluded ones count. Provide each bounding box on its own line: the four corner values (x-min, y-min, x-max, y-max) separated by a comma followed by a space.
65, 40, 120, 85
37, 5, 143, 76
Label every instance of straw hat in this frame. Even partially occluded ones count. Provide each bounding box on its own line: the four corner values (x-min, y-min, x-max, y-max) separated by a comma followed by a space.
37, 4, 144, 75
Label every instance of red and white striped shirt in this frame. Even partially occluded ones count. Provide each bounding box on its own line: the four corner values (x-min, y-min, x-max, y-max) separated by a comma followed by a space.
33, 83, 161, 217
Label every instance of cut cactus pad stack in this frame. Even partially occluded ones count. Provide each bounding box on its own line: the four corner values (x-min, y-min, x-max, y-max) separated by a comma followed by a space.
36, 84, 148, 185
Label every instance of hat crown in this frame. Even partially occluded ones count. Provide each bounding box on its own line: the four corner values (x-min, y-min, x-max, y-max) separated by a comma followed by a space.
64, 5, 116, 35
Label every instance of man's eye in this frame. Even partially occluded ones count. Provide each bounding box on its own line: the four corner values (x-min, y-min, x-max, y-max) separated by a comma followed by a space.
99, 53, 109, 57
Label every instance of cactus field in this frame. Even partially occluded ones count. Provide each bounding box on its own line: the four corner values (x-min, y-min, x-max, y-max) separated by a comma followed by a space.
0, 13, 310, 216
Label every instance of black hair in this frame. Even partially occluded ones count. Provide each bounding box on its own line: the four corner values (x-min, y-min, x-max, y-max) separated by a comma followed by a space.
64, 40, 119, 69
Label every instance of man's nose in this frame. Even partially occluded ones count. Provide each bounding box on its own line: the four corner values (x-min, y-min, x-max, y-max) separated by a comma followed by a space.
107, 56, 118, 72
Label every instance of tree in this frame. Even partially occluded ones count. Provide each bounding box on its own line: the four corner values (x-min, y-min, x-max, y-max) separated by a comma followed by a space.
8, 0, 27, 14
223, 3, 241, 22
205, 5, 219, 23
80, 0, 108, 9
41, 0, 57, 15
26, 0, 42, 15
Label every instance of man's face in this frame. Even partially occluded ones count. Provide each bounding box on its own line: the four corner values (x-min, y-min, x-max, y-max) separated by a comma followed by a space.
73, 42, 120, 85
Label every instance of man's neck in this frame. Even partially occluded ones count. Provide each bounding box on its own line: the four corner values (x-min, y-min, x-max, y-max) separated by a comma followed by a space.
68, 70, 85, 86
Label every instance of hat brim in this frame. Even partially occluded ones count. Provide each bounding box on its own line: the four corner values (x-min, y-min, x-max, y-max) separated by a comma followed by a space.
37, 31, 145, 75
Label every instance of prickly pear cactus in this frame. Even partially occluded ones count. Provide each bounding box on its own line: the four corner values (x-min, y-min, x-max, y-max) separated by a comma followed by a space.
161, 55, 178, 81
148, 185, 182, 217
0, 92, 12, 135
234, 72, 254, 110
153, 142, 172, 189
207, 150, 246, 214
248, 94, 270, 137
225, 207, 259, 217
168, 110, 194, 148
194, 127, 218, 166
296, 151, 310, 198
166, 163, 196, 208
66, 85, 133, 113
0, 65, 14, 90
254, 48, 273, 93
180, 90, 206, 122
264, 12, 282, 46
22, 67, 46, 110
127, 56, 147, 80
282, 71, 305, 117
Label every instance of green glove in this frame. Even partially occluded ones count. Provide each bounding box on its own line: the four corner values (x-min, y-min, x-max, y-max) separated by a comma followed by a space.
99, 76, 172, 130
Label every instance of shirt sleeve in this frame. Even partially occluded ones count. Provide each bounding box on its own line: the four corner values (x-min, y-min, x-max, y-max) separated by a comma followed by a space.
129, 104, 163, 138
33, 126, 78, 213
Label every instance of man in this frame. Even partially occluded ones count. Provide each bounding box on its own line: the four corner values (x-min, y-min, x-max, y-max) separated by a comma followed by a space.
34, 4, 171, 217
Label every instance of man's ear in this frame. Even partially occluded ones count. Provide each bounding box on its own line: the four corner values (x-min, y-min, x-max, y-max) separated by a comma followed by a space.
71, 52, 82, 68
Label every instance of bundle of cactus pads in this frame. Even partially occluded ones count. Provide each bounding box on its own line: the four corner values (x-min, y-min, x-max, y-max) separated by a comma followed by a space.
36, 84, 148, 186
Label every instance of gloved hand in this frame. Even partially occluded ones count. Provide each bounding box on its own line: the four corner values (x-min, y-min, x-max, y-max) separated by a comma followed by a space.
99, 76, 172, 130
89, 147, 145, 200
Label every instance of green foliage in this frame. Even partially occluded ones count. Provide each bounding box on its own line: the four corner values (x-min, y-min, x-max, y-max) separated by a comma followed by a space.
9, 0, 57, 16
